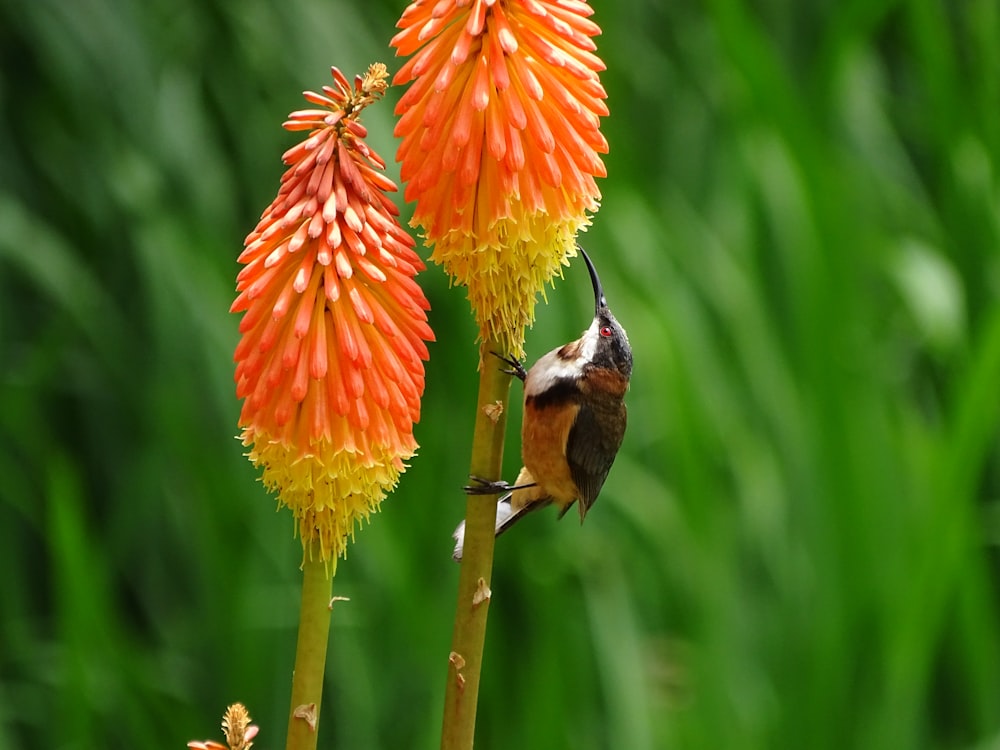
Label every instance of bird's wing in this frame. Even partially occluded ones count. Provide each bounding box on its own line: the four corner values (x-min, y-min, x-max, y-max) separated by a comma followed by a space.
566, 400, 627, 517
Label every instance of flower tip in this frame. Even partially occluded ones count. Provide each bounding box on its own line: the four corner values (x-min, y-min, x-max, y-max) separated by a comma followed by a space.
188, 702, 257, 750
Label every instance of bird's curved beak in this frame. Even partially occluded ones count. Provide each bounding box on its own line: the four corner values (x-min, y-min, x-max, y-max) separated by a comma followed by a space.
577, 245, 607, 314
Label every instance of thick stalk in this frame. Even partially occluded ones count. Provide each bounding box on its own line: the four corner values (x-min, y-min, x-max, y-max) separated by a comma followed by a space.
440, 340, 513, 750
285, 549, 334, 750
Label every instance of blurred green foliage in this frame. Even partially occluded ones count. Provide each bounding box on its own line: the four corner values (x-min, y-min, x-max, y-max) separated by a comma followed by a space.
1, 0, 999, 748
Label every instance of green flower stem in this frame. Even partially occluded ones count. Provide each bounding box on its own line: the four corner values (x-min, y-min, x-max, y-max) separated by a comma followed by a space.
285, 548, 334, 750
441, 340, 514, 750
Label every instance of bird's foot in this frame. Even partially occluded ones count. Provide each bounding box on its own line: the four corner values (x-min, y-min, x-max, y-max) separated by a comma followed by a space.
463, 475, 536, 495
463, 476, 514, 495
489, 351, 527, 382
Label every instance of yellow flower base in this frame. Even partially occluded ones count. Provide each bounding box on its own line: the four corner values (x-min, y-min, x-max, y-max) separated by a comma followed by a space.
431, 214, 592, 357
243, 435, 409, 569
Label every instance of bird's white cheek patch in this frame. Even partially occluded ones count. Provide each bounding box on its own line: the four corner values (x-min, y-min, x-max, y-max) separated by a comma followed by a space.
524, 323, 599, 396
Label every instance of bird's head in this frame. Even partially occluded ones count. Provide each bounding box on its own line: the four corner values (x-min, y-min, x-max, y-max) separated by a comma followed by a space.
578, 246, 632, 380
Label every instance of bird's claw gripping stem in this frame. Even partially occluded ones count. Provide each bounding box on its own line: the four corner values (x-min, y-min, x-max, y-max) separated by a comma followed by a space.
490, 351, 527, 382
463, 476, 515, 495
463, 476, 536, 495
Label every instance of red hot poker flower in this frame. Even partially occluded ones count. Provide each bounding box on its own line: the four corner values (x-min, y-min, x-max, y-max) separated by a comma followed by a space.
232, 64, 434, 567
392, 0, 608, 355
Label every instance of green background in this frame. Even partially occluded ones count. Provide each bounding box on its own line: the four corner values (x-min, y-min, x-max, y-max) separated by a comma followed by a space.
2, 0, 999, 748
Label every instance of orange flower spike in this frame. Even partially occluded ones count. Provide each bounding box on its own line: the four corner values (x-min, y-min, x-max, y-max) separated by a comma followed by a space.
233, 64, 434, 569
391, 0, 609, 355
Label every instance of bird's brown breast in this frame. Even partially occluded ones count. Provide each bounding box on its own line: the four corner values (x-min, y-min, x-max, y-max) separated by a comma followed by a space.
521, 396, 582, 508
579, 366, 629, 398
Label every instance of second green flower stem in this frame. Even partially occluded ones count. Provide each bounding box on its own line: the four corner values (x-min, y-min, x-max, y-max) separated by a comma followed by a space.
440, 340, 514, 750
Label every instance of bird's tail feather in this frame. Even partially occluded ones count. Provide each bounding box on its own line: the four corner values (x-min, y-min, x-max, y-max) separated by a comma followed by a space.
452, 492, 510, 561
452, 490, 552, 561
495, 494, 550, 537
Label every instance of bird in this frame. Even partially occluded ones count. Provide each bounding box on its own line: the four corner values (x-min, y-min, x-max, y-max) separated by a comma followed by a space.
453, 246, 632, 560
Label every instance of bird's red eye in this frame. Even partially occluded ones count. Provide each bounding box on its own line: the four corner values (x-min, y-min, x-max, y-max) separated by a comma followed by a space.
600, 325, 614, 338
